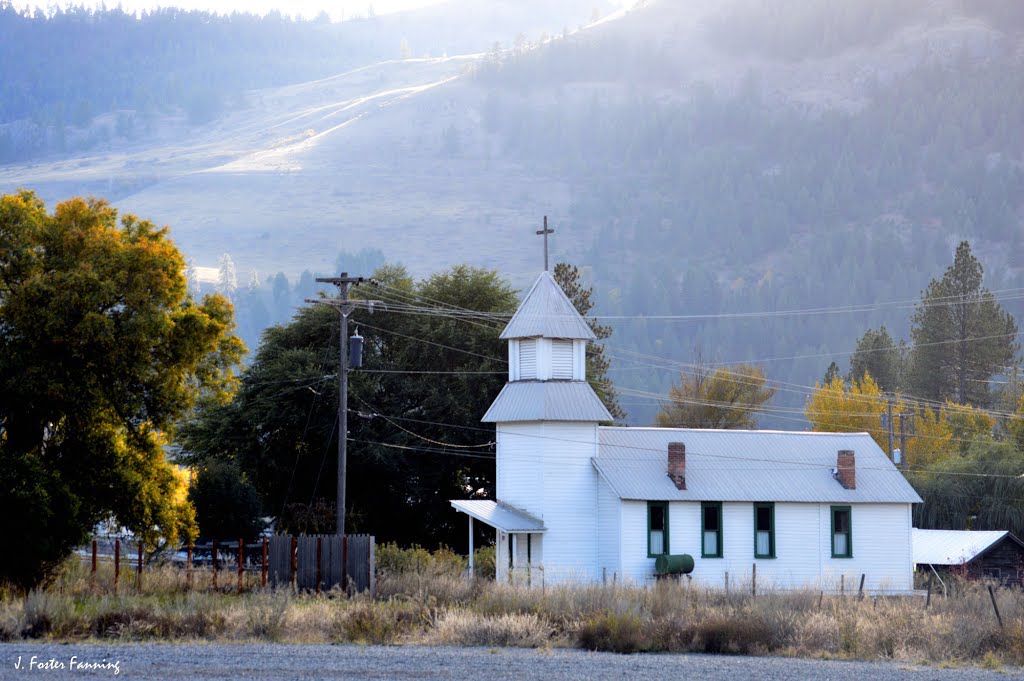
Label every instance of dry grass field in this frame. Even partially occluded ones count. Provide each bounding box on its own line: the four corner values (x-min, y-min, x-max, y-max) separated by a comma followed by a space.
1, 547, 1022, 670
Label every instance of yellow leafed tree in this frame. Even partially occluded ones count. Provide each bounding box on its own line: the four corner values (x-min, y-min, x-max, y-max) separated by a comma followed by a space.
805, 373, 952, 467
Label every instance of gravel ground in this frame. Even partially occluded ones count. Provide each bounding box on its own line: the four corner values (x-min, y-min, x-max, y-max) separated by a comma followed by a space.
0, 644, 1018, 681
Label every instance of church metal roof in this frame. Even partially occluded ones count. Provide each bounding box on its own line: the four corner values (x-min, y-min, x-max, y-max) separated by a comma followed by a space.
592, 428, 922, 503
482, 381, 613, 423
499, 271, 596, 340
450, 500, 546, 533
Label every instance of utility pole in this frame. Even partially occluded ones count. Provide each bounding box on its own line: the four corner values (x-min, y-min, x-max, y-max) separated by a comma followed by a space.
307, 272, 372, 538
887, 397, 895, 461
898, 412, 914, 472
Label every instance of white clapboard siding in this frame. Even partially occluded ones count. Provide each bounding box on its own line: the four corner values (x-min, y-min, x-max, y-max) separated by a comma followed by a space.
551, 340, 574, 379
615, 501, 913, 591
497, 421, 599, 585
496, 426, 542, 511
597, 475, 621, 582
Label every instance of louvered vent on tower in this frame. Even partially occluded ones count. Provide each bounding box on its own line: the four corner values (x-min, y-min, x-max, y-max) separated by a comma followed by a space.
551, 339, 574, 379
519, 339, 537, 379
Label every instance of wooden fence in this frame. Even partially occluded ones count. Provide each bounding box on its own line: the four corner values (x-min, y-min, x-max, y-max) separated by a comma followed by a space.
269, 534, 375, 594
83, 534, 375, 596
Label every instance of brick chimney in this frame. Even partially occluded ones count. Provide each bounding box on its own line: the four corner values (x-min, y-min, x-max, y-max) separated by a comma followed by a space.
668, 442, 686, 490
837, 450, 856, 490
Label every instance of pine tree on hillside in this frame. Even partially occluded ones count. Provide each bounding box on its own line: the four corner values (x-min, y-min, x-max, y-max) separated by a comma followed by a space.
849, 325, 904, 393
908, 241, 1018, 406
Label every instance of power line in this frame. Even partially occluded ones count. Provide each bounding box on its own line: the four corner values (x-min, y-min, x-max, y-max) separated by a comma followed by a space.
345, 404, 1024, 481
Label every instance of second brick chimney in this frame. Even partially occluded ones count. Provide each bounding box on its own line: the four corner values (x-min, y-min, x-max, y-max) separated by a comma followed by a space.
837, 450, 856, 490
668, 442, 686, 490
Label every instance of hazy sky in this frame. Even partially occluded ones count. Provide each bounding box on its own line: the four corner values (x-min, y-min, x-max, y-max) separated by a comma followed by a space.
31, 1, 450, 20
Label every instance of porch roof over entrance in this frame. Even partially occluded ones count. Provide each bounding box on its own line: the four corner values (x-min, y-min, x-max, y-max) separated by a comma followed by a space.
450, 500, 546, 533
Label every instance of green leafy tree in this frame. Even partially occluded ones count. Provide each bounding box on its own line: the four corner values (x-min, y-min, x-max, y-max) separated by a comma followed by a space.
179, 264, 517, 550
553, 262, 624, 420
656, 360, 776, 429
911, 441, 1024, 537
0, 191, 244, 588
908, 241, 1018, 406
187, 461, 264, 542
849, 325, 904, 393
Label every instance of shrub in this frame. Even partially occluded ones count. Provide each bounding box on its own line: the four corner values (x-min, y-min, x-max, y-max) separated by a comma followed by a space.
577, 611, 649, 653
693, 613, 773, 655
375, 544, 466, 578
430, 610, 554, 647
333, 599, 416, 645
244, 592, 289, 640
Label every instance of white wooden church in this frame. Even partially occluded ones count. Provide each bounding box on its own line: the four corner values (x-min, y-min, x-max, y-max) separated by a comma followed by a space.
452, 269, 921, 592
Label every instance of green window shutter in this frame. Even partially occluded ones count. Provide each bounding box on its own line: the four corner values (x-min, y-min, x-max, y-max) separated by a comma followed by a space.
701, 502, 723, 558
648, 501, 669, 557
831, 506, 852, 558
754, 502, 775, 558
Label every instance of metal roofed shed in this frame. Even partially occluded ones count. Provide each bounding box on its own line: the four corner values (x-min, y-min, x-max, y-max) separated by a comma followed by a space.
482, 381, 613, 423
499, 271, 596, 340
593, 427, 922, 503
912, 529, 1013, 565
912, 528, 1024, 587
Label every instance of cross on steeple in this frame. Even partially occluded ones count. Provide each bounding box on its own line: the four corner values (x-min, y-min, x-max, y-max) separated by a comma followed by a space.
536, 215, 554, 271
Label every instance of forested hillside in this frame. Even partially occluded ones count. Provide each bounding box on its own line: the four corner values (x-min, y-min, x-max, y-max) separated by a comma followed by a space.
0, 0, 618, 161
461, 0, 1024, 424
2, 0, 1023, 428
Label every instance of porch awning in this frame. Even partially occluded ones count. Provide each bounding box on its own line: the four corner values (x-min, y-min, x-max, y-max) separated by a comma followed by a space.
450, 500, 546, 533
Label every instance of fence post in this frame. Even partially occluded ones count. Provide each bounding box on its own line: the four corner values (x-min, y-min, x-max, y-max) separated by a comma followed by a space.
858, 574, 865, 600
840, 574, 844, 595
187, 544, 193, 588
137, 542, 143, 592
988, 585, 1004, 628
91, 539, 97, 575
818, 591, 824, 610
213, 540, 219, 589
290, 536, 297, 590
925, 572, 933, 609
238, 538, 244, 592
751, 563, 756, 597
114, 539, 120, 590
724, 571, 729, 596
262, 537, 268, 588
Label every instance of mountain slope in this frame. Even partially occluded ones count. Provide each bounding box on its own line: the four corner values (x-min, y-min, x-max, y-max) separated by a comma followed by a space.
2, 0, 1023, 425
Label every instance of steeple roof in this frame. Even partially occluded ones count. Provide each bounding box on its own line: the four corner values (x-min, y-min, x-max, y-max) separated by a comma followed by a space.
500, 271, 596, 340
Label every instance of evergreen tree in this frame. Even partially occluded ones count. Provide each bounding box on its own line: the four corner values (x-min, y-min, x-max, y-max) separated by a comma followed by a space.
185, 258, 201, 299
217, 253, 237, 299
908, 242, 1018, 406
822, 361, 841, 385
849, 325, 903, 393
553, 262, 625, 420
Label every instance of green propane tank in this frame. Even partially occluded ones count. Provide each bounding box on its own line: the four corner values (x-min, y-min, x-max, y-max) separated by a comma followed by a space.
655, 554, 695, 575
